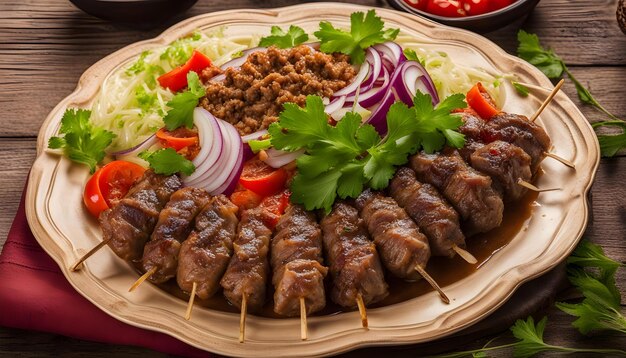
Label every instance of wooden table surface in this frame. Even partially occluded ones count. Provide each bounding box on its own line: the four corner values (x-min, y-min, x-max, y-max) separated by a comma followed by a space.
1, 0, 625, 356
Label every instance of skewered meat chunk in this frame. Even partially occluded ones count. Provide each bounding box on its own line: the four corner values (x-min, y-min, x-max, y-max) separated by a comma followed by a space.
177, 195, 239, 299
100, 170, 182, 262
271, 205, 328, 317
220, 208, 272, 312
410, 150, 503, 235
389, 167, 465, 257
470, 141, 532, 202
141, 187, 211, 284
320, 201, 388, 308
355, 189, 430, 280
482, 112, 551, 174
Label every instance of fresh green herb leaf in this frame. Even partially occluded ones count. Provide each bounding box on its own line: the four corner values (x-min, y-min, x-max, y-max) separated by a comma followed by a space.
248, 138, 272, 153
48, 109, 115, 173
512, 81, 530, 97
269, 92, 466, 212
135, 85, 157, 114
258, 25, 309, 49
126, 51, 151, 76
314, 9, 399, 64
403, 48, 425, 66
591, 120, 626, 157
517, 30, 565, 79
140, 148, 195, 176
160, 32, 202, 67
162, 71, 205, 130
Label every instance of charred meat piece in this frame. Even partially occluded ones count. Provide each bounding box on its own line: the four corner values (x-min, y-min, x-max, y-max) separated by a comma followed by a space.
410, 150, 503, 235
220, 208, 273, 312
320, 201, 388, 308
470, 141, 532, 202
389, 167, 465, 257
355, 189, 430, 280
100, 170, 182, 262
271, 205, 328, 317
141, 187, 211, 284
177, 195, 239, 299
481, 112, 551, 173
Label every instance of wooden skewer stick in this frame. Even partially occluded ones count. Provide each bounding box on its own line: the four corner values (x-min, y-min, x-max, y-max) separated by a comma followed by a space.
415, 265, 450, 304
184, 282, 197, 321
356, 293, 368, 329
70, 238, 111, 272
128, 267, 157, 292
530, 78, 564, 123
544, 152, 576, 169
517, 178, 561, 192
239, 295, 248, 343
452, 244, 478, 264
300, 297, 308, 341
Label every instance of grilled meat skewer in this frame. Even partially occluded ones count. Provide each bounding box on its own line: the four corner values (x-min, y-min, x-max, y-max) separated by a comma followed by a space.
139, 187, 211, 284
99, 170, 182, 262
320, 201, 388, 309
410, 150, 504, 235
389, 167, 466, 258
271, 204, 328, 317
177, 195, 239, 300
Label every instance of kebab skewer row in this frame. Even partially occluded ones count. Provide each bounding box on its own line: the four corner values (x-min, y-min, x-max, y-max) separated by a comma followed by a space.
320, 201, 389, 328
70, 171, 182, 271
177, 195, 239, 320
355, 189, 451, 304
129, 187, 211, 291
220, 207, 273, 343
271, 204, 328, 340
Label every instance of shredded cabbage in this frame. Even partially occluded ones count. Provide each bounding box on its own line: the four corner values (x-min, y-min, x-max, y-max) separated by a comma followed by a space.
91, 30, 251, 151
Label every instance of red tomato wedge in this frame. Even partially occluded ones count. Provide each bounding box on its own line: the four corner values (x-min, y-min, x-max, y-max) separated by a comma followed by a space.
239, 157, 288, 197
230, 189, 263, 211
157, 50, 212, 92
259, 190, 291, 229
466, 82, 500, 120
83, 161, 146, 217
156, 127, 199, 151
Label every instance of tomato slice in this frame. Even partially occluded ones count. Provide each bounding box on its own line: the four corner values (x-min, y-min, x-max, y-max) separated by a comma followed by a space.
230, 189, 263, 211
463, 0, 491, 15
466, 82, 500, 120
259, 190, 291, 229
157, 50, 212, 92
83, 161, 146, 217
156, 127, 199, 151
426, 0, 467, 17
239, 158, 288, 197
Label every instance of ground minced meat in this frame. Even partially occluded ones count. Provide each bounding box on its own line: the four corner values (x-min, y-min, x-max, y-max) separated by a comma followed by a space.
199, 45, 356, 135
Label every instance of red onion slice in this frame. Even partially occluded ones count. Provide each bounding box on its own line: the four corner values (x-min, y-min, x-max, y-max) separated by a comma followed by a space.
373, 42, 406, 67
325, 96, 347, 114
213, 125, 244, 195
241, 129, 268, 143
111, 134, 158, 157
184, 108, 222, 184
364, 89, 396, 135
332, 60, 370, 97
201, 120, 243, 193
263, 148, 305, 168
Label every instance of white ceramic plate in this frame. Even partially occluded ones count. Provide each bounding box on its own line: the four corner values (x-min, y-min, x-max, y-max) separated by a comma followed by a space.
26, 3, 599, 356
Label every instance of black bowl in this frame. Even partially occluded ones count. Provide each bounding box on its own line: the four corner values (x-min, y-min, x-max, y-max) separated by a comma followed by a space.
69, 0, 198, 28
387, 0, 541, 33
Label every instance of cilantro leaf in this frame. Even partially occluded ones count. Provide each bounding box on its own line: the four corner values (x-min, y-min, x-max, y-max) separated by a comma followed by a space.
314, 10, 399, 64
140, 148, 195, 176
412, 92, 466, 153
163, 71, 205, 130
269, 97, 331, 150
290, 168, 341, 211
258, 25, 309, 49
517, 30, 565, 79
48, 108, 115, 173
403, 48, 425, 66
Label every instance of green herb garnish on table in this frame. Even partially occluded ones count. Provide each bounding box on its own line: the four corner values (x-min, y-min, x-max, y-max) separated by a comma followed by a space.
517, 30, 626, 157
258, 25, 309, 49
314, 9, 399, 64
48, 108, 115, 174
268, 92, 466, 212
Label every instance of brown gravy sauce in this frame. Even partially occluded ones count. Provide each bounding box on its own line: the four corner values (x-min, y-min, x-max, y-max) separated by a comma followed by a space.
143, 190, 538, 318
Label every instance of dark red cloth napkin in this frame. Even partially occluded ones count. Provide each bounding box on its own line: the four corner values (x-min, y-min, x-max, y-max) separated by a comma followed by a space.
0, 184, 210, 357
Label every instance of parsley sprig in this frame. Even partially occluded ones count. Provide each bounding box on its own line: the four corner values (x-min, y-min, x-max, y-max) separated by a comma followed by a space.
139, 148, 195, 176
162, 71, 205, 130
258, 26, 309, 49
314, 10, 399, 64
48, 109, 115, 173
517, 30, 625, 157
268, 93, 466, 212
